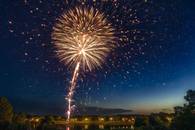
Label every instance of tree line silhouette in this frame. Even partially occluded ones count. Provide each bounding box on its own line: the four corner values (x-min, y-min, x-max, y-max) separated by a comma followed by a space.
0, 90, 195, 130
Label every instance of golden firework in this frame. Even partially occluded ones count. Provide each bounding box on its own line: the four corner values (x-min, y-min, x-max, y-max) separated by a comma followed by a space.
52, 7, 115, 71
52, 6, 116, 120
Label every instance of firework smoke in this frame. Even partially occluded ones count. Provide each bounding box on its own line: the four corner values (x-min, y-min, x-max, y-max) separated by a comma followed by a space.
52, 7, 115, 120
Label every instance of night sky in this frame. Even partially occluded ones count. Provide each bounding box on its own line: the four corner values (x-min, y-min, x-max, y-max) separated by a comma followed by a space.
0, 0, 195, 115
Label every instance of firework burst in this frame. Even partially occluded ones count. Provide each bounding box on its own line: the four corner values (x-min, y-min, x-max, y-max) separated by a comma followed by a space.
52, 6, 116, 120
52, 7, 115, 71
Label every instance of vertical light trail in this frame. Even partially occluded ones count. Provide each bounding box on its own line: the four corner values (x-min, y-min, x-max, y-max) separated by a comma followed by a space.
66, 62, 80, 121
52, 7, 115, 121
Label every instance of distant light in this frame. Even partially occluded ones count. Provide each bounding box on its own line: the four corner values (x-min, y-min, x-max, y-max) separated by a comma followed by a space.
84, 125, 89, 129
99, 117, 104, 121
99, 124, 104, 129
109, 117, 113, 121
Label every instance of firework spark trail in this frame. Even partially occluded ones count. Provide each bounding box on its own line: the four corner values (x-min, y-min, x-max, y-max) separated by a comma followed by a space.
52, 7, 115, 121
67, 62, 80, 120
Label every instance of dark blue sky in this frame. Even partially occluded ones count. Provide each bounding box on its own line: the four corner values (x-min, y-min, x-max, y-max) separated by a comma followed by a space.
0, 0, 195, 115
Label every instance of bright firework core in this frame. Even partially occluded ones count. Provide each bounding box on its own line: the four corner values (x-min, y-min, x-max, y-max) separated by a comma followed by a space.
52, 7, 116, 120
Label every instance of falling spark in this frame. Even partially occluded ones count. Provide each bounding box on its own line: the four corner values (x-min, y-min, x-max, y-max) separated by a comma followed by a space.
52, 7, 116, 121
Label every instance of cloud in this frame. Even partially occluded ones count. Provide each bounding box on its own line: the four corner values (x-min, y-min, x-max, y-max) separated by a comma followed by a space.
74, 105, 132, 116
9, 97, 132, 116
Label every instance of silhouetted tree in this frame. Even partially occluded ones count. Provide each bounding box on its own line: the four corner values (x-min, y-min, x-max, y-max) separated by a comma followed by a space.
171, 89, 195, 130
0, 97, 13, 123
149, 114, 168, 130
13, 113, 27, 124
44, 115, 55, 125
184, 90, 195, 106
37, 115, 55, 130
134, 116, 149, 128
